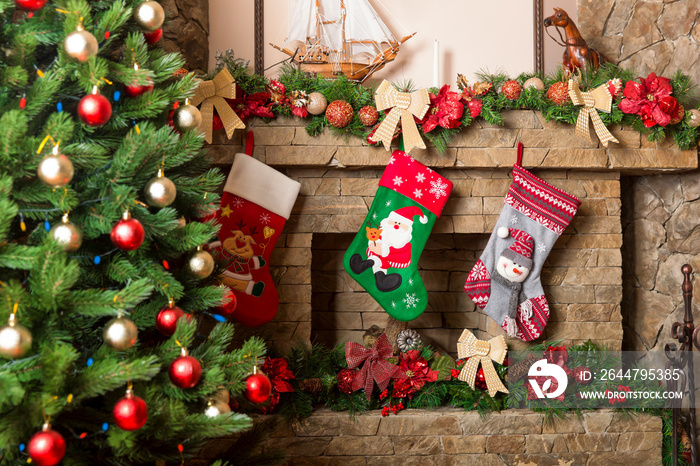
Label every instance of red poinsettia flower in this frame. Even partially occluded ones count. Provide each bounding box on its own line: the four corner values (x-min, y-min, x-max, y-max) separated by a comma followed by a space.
618, 73, 678, 128
291, 105, 308, 119
259, 357, 295, 414
459, 88, 483, 119
420, 85, 464, 133
230, 91, 275, 124
544, 345, 568, 365
391, 350, 439, 398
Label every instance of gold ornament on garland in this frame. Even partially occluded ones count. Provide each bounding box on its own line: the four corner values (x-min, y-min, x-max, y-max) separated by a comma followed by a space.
191, 68, 245, 144
186, 245, 215, 279
134, 0, 165, 31
144, 168, 177, 207
568, 79, 619, 147
687, 108, 700, 128
103, 315, 138, 351
173, 99, 202, 133
370, 80, 430, 153
523, 77, 545, 91
64, 22, 98, 63
50, 213, 82, 252
0, 312, 32, 359
456, 329, 509, 397
38, 144, 73, 188
306, 92, 328, 115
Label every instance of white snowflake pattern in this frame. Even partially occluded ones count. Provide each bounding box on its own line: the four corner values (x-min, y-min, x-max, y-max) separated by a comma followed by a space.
408, 277, 414, 286
391, 301, 397, 308
259, 213, 271, 224
385, 200, 392, 207
413, 189, 423, 199
372, 212, 378, 220
393, 176, 404, 186
388, 156, 396, 164
232, 196, 244, 209
537, 243, 547, 253
510, 215, 519, 225
415, 172, 426, 183
429, 179, 448, 199
403, 293, 420, 308
408, 156, 416, 163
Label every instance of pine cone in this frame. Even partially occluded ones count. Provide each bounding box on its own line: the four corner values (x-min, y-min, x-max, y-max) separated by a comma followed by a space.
299, 378, 323, 394
505, 354, 539, 384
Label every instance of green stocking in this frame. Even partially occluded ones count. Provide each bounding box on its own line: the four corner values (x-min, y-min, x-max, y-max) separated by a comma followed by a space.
343, 150, 453, 321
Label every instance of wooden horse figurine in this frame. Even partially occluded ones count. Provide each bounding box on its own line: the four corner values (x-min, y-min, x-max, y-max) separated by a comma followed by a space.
544, 7, 604, 72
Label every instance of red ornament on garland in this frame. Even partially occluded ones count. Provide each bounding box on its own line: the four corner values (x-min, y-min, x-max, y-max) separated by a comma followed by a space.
244, 367, 272, 403
501, 80, 522, 100
336, 368, 356, 394
325, 100, 354, 128
110, 210, 145, 251
27, 423, 66, 466
475, 366, 487, 391
143, 28, 163, 44
113, 388, 148, 431
78, 86, 112, 127
546, 81, 571, 106
358, 105, 379, 126
574, 366, 592, 385
15, 0, 47, 11
169, 347, 202, 389
155, 301, 189, 336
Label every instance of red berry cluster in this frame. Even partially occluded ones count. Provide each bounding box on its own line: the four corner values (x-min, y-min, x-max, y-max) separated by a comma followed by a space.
381, 402, 405, 417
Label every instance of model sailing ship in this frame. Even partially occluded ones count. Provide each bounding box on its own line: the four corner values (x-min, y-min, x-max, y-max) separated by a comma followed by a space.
270, 0, 415, 82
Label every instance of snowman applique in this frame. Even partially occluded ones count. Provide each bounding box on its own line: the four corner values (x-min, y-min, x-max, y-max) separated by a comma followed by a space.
493, 227, 535, 337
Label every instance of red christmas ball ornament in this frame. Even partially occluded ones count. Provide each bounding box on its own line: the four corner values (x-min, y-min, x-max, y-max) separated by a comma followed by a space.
244, 368, 272, 403
113, 388, 148, 431
143, 28, 163, 44
27, 423, 66, 466
574, 366, 592, 385
110, 210, 145, 251
78, 88, 112, 127
501, 80, 522, 100
169, 347, 202, 389
15, 0, 47, 11
124, 77, 154, 98
155, 302, 189, 336
546, 81, 571, 106
358, 105, 379, 126
325, 100, 354, 128
215, 287, 237, 317
336, 368, 356, 394
475, 366, 487, 390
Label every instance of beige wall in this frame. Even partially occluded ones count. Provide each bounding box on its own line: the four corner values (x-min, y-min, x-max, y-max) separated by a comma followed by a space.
210, 0, 540, 87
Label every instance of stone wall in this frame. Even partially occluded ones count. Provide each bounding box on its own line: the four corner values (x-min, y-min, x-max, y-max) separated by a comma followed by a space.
161, 0, 209, 71
193, 408, 662, 465
207, 111, 697, 355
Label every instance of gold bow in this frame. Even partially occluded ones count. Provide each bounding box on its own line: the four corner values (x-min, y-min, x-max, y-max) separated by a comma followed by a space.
370, 80, 430, 154
568, 79, 619, 147
456, 329, 509, 397
191, 68, 245, 144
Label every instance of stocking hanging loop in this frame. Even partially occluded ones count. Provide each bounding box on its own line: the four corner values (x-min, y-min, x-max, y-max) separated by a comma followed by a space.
516, 142, 523, 167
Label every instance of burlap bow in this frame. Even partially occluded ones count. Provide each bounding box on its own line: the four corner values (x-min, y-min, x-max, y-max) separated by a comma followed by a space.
568, 79, 619, 147
456, 329, 509, 397
345, 333, 402, 400
370, 80, 430, 154
191, 68, 245, 144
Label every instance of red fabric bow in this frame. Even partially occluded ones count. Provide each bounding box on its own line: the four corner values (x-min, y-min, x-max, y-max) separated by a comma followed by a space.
345, 334, 403, 400
259, 357, 295, 414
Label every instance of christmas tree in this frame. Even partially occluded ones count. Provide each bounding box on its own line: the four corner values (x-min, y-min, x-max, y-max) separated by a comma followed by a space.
0, 0, 266, 464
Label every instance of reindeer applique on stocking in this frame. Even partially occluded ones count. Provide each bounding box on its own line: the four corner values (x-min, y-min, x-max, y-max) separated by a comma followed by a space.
208, 151, 300, 327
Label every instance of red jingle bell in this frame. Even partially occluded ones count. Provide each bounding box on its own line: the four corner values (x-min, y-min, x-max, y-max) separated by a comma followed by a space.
244, 367, 272, 403
169, 347, 202, 389
113, 388, 148, 431
155, 301, 190, 336
110, 210, 145, 251
15, 0, 47, 11
27, 423, 66, 466
143, 28, 163, 44
78, 87, 112, 127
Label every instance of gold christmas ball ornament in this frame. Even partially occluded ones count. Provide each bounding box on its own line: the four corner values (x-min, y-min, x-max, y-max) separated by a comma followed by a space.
211, 387, 230, 404
144, 169, 177, 207
173, 102, 202, 133
204, 399, 231, 418
306, 92, 328, 115
38, 145, 74, 188
686, 109, 700, 128
0, 313, 32, 359
103, 316, 138, 351
186, 246, 215, 279
523, 77, 545, 91
134, 0, 165, 31
64, 24, 98, 63
50, 213, 82, 252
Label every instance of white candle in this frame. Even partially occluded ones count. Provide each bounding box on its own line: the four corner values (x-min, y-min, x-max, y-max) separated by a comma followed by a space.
433, 40, 439, 88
